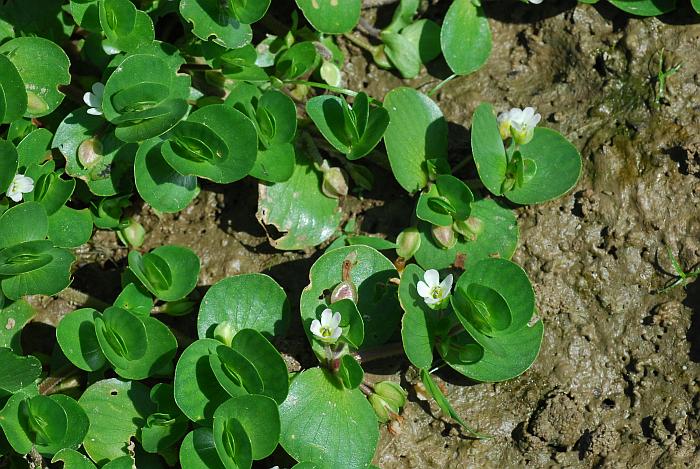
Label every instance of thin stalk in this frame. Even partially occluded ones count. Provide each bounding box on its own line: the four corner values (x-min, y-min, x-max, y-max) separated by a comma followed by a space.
342, 32, 380, 56
286, 79, 361, 99
57, 287, 110, 310
428, 74, 458, 97
451, 155, 473, 175
359, 382, 374, 397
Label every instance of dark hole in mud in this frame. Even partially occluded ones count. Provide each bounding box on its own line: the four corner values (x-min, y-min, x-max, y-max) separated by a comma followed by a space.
664, 146, 697, 178
72, 262, 124, 304
593, 53, 607, 78
602, 398, 616, 409
214, 179, 267, 238
640, 416, 654, 439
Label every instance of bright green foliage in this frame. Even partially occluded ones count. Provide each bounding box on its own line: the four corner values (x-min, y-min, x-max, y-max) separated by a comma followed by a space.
447, 258, 543, 382
279, 368, 379, 469
257, 149, 342, 250
399, 264, 437, 370
0, 348, 41, 393
414, 196, 518, 270
608, 0, 676, 15
306, 92, 389, 160
471, 103, 581, 204
300, 245, 400, 348
384, 88, 448, 193
416, 175, 473, 226
440, 0, 492, 75
295, 0, 361, 34
0, 300, 34, 353
197, 273, 290, 339
0, 37, 70, 117
0, 139, 18, 195
0, 54, 27, 123
127, 245, 200, 301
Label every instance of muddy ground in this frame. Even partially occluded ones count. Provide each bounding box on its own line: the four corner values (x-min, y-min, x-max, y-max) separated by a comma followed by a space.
28, 1, 700, 468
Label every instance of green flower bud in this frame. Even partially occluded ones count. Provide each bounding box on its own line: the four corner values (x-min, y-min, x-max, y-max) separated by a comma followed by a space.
321, 166, 349, 199
431, 224, 456, 249
452, 216, 484, 241
396, 227, 421, 260
369, 394, 391, 422
374, 381, 407, 410
213, 321, 236, 346
118, 218, 145, 248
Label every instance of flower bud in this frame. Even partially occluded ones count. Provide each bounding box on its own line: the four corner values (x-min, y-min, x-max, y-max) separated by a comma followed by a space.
321, 166, 349, 199
119, 219, 145, 248
331, 281, 358, 304
213, 321, 236, 347
452, 216, 484, 241
396, 227, 421, 260
374, 381, 407, 410
431, 224, 456, 249
78, 138, 103, 169
369, 394, 392, 423
161, 299, 195, 316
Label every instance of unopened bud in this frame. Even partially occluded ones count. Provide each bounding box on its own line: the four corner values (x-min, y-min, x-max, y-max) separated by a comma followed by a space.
452, 216, 483, 241
78, 138, 103, 169
369, 394, 391, 422
321, 166, 348, 199
213, 321, 236, 346
161, 299, 195, 316
396, 227, 421, 260
331, 281, 358, 304
413, 382, 432, 401
431, 224, 456, 249
374, 381, 407, 410
119, 219, 145, 248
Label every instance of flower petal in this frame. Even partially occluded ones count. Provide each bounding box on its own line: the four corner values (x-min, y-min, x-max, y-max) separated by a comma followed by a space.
320, 308, 333, 326
522, 107, 535, 121
86, 107, 103, 116
329, 311, 342, 329
424, 269, 440, 288
83, 92, 93, 107
440, 274, 453, 294
310, 319, 322, 337
416, 281, 431, 298
92, 82, 105, 97
8, 190, 22, 202
330, 327, 342, 340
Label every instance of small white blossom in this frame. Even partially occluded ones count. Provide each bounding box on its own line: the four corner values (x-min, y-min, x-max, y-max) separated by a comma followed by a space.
416, 269, 453, 310
527, 0, 543, 4
497, 106, 541, 145
83, 82, 105, 116
310, 308, 342, 344
6, 174, 34, 202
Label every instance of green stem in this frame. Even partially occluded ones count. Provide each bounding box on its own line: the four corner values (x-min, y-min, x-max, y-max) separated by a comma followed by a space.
428, 74, 458, 97
352, 342, 404, 363
286, 79, 382, 104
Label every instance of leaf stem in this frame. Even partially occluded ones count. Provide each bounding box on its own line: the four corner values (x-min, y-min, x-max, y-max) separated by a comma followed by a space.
428, 74, 458, 97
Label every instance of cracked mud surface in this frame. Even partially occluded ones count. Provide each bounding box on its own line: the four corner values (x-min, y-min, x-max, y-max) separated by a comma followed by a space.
27, 2, 700, 468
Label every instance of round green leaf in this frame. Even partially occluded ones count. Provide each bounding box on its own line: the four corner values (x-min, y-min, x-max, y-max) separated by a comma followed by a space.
56, 308, 107, 372
251, 143, 296, 183
161, 104, 257, 184
295, 0, 361, 34
214, 394, 280, 460
112, 316, 177, 380
414, 196, 518, 271
17, 128, 52, 172
52, 107, 104, 178
402, 19, 442, 64
78, 378, 154, 465
0, 300, 35, 353
174, 338, 231, 424
230, 329, 289, 405
440, 0, 491, 75
0, 201, 48, 249
47, 206, 94, 248
0, 246, 74, 300
127, 245, 200, 301
179, 0, 252, 49
134, 138, 198, 213
383, 88, 447, 193
279, 368, 378, 469
300, 245, 400, 348
0, 54, 27, 123
198, 273, 290, 340
180, 428, 226, 469
338, 354, 364, 389
505, 128, 582, 205
257, 149, 342, 250
50, 394, 90, 454
0, 37, 70, 117
209, 345, 263, 397
213, 413, 251, 469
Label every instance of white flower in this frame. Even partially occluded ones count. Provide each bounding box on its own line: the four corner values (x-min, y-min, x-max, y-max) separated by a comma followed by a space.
83, 82, 104, 116
416, 269, 453, 310
310, 308, 342, 344
6, 174, 34, 202
527, 0, 543, 4
497, 106, 541, 145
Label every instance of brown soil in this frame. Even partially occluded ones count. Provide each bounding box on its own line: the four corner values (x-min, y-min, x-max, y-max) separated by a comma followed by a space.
27, 2, 700, 468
